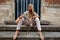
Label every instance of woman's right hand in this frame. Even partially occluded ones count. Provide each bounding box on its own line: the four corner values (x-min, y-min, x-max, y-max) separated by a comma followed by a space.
15, 18, 19, 24
15, 16, 23, 24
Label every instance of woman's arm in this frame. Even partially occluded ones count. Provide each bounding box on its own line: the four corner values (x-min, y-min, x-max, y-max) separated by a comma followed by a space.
15, 14, 24, 24
15, 12, 27, 24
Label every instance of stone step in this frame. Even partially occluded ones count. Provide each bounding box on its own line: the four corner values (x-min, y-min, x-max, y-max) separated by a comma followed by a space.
4, 20, 50, 25
0, 31, 60, 40
0, 25, 60, 32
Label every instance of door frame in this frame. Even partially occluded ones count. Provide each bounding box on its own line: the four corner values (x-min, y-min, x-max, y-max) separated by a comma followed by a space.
15, 0, 41, 20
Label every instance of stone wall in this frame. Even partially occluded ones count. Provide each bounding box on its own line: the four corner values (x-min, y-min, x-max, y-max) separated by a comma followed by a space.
41, 6, 60, 25
0, 0, 15, 24
41, 0, 60, 25
45, 0, 60, 4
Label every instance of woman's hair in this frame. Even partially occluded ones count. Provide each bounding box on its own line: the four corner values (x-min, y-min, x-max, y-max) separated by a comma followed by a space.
28, 4, 35, 17
28, 4, 34, 12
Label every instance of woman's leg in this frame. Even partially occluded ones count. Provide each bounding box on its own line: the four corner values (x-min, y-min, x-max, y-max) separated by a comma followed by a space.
13, 18, 24, 40
35, 17, 44, 40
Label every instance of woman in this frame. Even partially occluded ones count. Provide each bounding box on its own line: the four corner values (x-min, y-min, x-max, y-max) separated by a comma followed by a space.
13, 4, 44, 40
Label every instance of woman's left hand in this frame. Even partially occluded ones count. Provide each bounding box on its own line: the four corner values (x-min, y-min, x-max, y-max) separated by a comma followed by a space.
33, 16, 37, 19
29, 18, 32, 21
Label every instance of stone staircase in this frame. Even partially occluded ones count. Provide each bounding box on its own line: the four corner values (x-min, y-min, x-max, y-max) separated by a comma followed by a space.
0, 25, 60, 40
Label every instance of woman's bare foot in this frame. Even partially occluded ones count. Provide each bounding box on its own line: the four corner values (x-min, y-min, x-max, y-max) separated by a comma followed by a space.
13, 34, 18, 40
13, 30, 19, 40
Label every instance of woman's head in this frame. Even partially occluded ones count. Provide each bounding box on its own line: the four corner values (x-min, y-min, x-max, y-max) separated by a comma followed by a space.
28, 4, 34, 12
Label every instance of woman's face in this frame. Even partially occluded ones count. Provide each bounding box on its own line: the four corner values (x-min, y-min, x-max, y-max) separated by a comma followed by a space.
28, 5, 33, 12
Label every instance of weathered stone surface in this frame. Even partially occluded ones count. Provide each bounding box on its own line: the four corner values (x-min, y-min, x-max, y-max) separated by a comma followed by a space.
0, 31, 60, 40
41, 4, 60, 25
0, 0, 15, 24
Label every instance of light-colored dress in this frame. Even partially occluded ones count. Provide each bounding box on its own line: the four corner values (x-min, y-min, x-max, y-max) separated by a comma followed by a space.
16, 11, 41, 31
